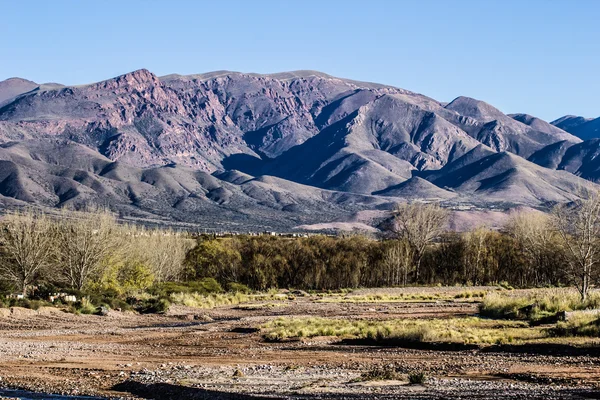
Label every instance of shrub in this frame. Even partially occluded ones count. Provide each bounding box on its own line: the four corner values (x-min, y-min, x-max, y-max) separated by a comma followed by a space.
355, 366, 400, 382
132, 297, 171, 314
7, 298, 50, 310
408, 372, 427, 385
169, 292, 249, 309
73, 298, 97, 314
150, 278, 223, 297
86, 289, 132, 311
549, 313, 600, 337
0, 280, 14, 297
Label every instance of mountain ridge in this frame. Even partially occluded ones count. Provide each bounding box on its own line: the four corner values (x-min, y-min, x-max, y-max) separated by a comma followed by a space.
0, 69, 597, 230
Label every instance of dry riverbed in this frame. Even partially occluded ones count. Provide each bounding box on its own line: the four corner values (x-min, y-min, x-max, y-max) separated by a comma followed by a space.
0, 287, 599, 399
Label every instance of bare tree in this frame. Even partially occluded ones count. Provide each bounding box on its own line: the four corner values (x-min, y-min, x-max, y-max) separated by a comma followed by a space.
462, 226, 491, 284
552, 190, 600, 301
0, 210, 53, 295
53, 209, 119, 290
506, 210, 557, 286
381, 240, 413, 286
127, 227, 195, 282
390, 202, 449, 281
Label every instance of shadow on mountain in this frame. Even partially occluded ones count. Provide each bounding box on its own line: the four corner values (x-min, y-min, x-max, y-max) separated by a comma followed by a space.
221, 153, 264, 175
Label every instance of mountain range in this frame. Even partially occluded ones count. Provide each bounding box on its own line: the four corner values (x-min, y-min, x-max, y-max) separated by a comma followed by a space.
0, 69, 598, 231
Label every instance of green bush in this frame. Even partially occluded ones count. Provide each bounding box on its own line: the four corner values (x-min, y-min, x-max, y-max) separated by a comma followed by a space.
0, 281, 15, 297
86, 288, 132, 311
129, 297, 171, 314
150, 278, 223, 297
408, 372, 427, 385
8, 298, 50, 310
73, 298, 97, 314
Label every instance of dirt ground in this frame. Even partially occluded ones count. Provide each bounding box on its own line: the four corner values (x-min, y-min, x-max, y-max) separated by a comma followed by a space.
0, 287, 600, 399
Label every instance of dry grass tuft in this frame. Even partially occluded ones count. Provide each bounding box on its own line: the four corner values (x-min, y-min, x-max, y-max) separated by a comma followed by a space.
261, 316, 541, 345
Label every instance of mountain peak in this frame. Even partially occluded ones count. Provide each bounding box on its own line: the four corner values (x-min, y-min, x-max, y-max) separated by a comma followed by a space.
92, 68, 159, 90
116, 68, 158, 84
445, 96, 505, 122
0, 77, 40, 105
1, 77, 37, 85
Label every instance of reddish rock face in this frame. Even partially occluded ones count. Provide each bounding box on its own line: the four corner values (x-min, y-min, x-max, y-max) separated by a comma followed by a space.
0, 69, 410, 172
0, 69, 594, 227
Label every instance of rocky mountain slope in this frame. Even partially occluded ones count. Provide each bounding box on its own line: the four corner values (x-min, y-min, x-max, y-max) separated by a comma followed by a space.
0, 69, 597, 230
551, 115, 600, 140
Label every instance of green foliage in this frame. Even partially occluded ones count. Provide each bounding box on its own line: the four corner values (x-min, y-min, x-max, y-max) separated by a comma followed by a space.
86, 288, 132, 311
150, 278, 223, 297
4, 298, 51, 310
90, 259, 155, 296
0, 281, 15, 296
132, 297, 171, 314
72, 298, 98, 314
408, 372, 427, 385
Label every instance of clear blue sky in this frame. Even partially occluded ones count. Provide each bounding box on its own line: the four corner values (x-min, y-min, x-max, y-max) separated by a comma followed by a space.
1, 0, 598, 121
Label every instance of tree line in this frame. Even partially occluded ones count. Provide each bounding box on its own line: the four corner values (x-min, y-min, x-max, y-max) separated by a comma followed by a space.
0, 190, 598, 302
186, 191, 600, 300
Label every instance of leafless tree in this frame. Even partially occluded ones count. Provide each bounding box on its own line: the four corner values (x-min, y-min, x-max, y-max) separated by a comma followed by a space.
381, 240, 413, 286
126, 227, 194, 282
52, 209, 119, 290
506, 210, 558, 285
552, 190, 600, 301
462, 226, 491, 284
0, 210, 53, 295
390, 202, 449, 281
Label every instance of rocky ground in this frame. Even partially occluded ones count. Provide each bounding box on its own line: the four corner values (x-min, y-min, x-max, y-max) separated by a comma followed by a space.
0, 288, 599, 399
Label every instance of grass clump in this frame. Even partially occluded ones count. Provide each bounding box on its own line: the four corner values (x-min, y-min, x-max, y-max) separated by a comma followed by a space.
261, 316, 541, 345
454, 290, 486, 299
170, 292, 250, 309
549, 312, 600, 337
318, 290, 487, 304
353, 366, 401, 382
498, 281, 514, 290
479, 290, 600, 322
73, 298, 98, 314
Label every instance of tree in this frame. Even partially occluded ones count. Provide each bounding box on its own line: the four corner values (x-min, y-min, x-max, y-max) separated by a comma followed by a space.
506, 210, 560, 286
462, 226, 491, 284
187, 237, 242, 283
0, 210, 53, 295
390, 202, 449, 282
552, 190, 600, 301
53, 209, 119, 290
125, 226, 194, 282
381, 240, 413, 286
